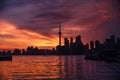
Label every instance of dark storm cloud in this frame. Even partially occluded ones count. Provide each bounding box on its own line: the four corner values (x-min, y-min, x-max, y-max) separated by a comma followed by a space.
0, 0, 8, 11
34, 12, 73, 22
0, 0, 120, 41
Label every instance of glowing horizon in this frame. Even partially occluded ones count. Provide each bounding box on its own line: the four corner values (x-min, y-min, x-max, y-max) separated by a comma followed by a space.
0, 21, 59, 50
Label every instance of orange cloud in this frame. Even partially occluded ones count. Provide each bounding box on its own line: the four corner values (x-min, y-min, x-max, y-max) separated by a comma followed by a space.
0, 21, 58, 50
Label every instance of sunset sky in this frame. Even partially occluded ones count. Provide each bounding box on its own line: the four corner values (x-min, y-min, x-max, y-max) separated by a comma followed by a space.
0, 0, 120, 50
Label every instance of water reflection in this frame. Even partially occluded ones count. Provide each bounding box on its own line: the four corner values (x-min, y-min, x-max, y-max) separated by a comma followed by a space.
0, 56, 65, 79
0, 56, 120, 80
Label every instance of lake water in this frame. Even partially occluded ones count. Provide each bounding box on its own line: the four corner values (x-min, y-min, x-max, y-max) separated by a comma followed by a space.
0, 56, 120, 80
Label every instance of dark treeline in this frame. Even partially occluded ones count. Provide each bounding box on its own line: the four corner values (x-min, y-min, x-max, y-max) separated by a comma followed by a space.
0, 46, 56, 55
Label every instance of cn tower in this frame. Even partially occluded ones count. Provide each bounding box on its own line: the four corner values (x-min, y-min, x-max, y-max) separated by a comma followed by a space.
58, 23, 62, 46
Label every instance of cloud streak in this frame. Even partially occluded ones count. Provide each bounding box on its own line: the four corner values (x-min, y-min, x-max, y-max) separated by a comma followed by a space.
0, 21, 58, 50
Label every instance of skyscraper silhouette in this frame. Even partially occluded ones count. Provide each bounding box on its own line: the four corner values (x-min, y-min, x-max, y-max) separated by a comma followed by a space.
59, 23, 62, 47
64, 38, 69, 54
56, 23, 64, 55
90, 41, 94, 50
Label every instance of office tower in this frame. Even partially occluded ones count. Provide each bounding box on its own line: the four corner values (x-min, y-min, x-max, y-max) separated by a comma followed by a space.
70, 37, 73, 44
90, 41, 94, 50
64, 38, 69, 47
76, 35, 81, 44
117, 37, 120, 53
64, 38, 69, 54
110, 35, 116, 49
70, 37, 74, 54
95, 40, 101, 49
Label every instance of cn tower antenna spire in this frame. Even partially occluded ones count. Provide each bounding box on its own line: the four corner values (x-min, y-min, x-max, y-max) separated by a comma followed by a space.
59, 23, 62, 46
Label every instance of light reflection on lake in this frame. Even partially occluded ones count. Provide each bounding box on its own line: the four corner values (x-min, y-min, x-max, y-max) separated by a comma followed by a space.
0, 56, 120, 80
